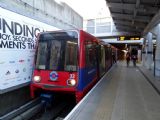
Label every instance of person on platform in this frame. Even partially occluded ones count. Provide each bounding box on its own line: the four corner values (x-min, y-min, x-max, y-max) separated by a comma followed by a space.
131, 48, 138, 67
126, 51, 130, 67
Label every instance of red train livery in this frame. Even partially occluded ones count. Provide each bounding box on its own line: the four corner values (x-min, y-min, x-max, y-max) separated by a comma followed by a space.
30, 30, 116, 102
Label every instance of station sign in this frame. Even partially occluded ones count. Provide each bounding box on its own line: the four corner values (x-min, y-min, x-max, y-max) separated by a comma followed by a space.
117, 36, 140, 41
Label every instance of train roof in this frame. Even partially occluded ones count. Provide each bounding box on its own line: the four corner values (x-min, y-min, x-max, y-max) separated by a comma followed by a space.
38, 29, 117, 49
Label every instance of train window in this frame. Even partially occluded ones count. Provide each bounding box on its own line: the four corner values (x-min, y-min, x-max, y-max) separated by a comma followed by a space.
100, 46, 105, 69
64, 41, 78, 71
85, 40, 96, 67
105, 47, 110, 60
49, 40, 62, 70
36, 31, 78, 71
36, 42, 48, 69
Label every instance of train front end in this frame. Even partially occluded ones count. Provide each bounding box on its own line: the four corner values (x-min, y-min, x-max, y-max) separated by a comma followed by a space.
30, 30, 79, 98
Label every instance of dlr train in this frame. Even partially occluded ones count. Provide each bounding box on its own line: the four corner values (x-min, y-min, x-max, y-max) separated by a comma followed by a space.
30, 30, 117, 103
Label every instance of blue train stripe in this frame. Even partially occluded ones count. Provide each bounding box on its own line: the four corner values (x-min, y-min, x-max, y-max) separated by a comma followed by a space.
77, 67, 97, 91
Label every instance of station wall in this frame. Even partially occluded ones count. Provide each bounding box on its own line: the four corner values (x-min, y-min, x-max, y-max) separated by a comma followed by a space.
0, 0, 83, 29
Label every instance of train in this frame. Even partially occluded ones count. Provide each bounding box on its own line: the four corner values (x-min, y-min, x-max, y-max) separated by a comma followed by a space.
30, 30, 117, 103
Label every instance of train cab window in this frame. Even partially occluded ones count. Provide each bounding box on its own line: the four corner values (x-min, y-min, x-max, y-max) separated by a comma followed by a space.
64, 41, 78, 71
85, 40, 96, 67
49, 40, 62, 70
36, 31, 78, 71
36, 42, 48, 69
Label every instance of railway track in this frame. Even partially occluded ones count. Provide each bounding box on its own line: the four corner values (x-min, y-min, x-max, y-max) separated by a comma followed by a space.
32, 102, 74, 120
30, 93, 76, 120
1, 93, 75, 120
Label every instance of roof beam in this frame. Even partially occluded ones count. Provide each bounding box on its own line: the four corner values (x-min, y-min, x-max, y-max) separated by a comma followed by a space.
132, 0, 141, 25
136, 0, 140, 7
143, 9, 160, 35
116, 27, 141, 34
134, 0, 140, 18
107, 3, 135, 10
114, 20, 146, 28
115, 24, 143, 31
116, 25, 142, 32
112, 13, 151, 23
114, 20, 145, 29
140, 5, 159, 14
107, 3, 158, 14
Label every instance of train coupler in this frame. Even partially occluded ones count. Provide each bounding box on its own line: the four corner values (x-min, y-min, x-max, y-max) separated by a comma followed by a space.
40, 93, 53, 109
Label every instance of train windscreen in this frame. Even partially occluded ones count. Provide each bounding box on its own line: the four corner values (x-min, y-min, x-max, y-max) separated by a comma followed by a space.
36, 31, 78, 72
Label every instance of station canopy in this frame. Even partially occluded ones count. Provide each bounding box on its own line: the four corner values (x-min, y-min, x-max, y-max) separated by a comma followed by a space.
105, 0, 160, 36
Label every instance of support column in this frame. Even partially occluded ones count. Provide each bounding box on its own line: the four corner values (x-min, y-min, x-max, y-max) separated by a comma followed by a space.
146, 32, 153, 69
142, 38, 147, 66
155, 24, 160, 77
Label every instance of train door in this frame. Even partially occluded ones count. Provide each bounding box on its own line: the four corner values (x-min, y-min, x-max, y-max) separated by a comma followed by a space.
105, 46, 112, 70
99, 45, 106, 77
84, 39, 98, 85
95, 44, 101, 78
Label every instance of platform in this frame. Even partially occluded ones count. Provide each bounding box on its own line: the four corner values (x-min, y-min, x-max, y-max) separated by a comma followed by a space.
64, 61, 160, 120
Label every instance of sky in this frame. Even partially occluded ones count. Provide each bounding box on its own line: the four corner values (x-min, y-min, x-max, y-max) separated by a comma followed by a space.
55, 0, 111, 19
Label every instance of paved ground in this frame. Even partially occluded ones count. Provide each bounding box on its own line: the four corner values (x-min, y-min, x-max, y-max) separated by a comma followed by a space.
65, 61, 160, 120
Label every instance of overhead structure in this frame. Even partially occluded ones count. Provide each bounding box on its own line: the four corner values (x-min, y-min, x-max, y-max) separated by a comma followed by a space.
105, 0, 160, 36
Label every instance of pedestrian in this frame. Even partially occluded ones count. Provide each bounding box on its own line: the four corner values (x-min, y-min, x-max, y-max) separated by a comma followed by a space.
126, 51, 130, 67
132, 54, 137, 67
131, 48, 138, 67
112, 53, 116, 63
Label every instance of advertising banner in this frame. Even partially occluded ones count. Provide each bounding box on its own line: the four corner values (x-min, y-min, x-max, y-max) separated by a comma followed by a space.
0, 7, 59, 91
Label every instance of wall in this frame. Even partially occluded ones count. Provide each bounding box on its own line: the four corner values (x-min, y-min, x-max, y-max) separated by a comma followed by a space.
0, 86, 30, 116
0, 0, 83, 30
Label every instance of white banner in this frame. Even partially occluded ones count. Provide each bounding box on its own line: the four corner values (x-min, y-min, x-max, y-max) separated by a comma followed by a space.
0, 7, 59, 90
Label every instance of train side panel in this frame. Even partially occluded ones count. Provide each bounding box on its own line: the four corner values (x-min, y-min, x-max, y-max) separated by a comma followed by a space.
105, 46, 112, 70
76, 31, 99, 101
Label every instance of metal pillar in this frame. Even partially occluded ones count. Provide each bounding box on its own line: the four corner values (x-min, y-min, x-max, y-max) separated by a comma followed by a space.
142, 38, 147, 66
155, 24, 160, 77
146, 32, 153, 69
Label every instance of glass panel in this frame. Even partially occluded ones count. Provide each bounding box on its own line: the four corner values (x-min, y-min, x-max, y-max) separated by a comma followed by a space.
85, 40, 96, 67
96, 18, 111, 26
96, 21, 111, 26
36, 31, 78, 71
49, 40, 62, 70
87, 19, 95, 26
65, 41, 78, 71
96, 26, 111, 33
101, 46, 105, 68
87, 27, 95, 34
112, 25, 118, 32
36, 42, 48, 69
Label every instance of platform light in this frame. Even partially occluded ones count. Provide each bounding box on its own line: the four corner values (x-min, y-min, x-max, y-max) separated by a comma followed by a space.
120, 36, 125, 40
67, 79, 76, 86
135, 37, 140, 40
122, 50, 128, 53
33, 76, 41, 82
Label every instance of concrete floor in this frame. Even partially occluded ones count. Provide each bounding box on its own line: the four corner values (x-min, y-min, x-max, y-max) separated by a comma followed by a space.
64, 61, 160, 120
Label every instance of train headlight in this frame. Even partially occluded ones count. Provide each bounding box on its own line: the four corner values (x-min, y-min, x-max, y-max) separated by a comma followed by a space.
33, 76, 41, 82
67, 79, 76, 86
